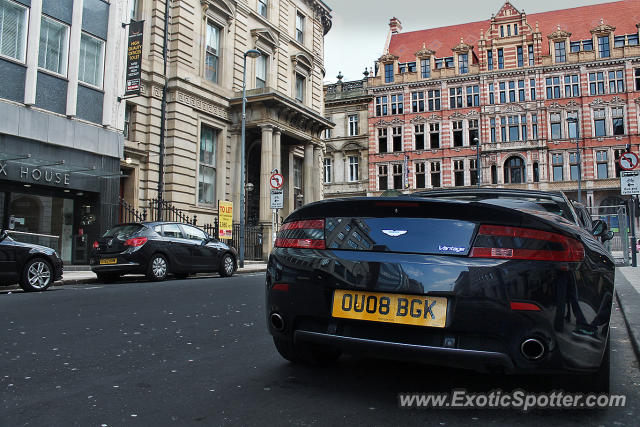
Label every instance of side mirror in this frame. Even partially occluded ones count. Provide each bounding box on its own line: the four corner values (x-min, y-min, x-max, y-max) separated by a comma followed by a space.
591, 219, 608, 237
602, 230, 614, 243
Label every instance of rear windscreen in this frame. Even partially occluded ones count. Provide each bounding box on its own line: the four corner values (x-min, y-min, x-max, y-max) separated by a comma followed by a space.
325, 217, 476, 255
102, 224, 144, 239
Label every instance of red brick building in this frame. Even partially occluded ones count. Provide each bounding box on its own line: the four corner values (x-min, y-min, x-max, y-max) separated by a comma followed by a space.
366, 0, 640, 209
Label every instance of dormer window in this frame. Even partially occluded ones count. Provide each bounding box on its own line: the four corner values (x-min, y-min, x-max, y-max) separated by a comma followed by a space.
420, 58, 430, 78
555, 41, 566, 63
598, 35, 610, 58
445, 57, 454, 68
459, 53, 468, 74
384, 63, 394, 83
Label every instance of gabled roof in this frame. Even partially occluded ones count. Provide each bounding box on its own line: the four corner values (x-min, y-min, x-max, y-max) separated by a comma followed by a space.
388, 0, 640, 62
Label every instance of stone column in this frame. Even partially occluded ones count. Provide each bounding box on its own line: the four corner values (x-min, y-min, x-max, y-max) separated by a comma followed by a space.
272, 128, 281, 174
314, 145, 322, 201
229, 132, 242, 222
217, 128, 228, 206
304, 142, 314, 204
260, 126, 274, 259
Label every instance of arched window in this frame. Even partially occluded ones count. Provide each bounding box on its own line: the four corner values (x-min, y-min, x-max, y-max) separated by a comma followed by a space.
504, 156, 526, 184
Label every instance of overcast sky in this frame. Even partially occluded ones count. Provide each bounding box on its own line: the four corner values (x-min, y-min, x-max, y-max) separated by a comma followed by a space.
323, 0, 608, 83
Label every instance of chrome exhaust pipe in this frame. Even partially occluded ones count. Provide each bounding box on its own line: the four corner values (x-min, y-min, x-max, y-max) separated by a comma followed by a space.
520, 338, 546, 361
270, 312, 285, 332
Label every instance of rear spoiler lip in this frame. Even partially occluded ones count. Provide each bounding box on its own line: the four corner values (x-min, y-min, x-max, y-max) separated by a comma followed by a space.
284, 198, 582, 241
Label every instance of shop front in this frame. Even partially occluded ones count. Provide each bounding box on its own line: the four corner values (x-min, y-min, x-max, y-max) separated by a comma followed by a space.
0, 136, 120, 265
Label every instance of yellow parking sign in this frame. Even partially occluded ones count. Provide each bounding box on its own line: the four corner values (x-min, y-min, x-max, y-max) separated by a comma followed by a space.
218, 201, 233, 239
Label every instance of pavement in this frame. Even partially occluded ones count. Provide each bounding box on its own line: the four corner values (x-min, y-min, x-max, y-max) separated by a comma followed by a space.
0, 261, 267, 290
59, 261, 267, 284
615, 265, 640, 363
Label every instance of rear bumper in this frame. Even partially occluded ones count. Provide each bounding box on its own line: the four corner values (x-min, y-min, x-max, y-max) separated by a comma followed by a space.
266, 248, 614, 374
91, 262, 142, 274
90, 254, 144, 275
295, 330, 515, 373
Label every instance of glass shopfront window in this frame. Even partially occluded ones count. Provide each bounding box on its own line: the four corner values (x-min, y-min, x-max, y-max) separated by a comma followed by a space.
1, 190, 99, 264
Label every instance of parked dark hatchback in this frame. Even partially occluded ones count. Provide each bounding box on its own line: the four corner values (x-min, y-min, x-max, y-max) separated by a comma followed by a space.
90, 222, 237, 281
266, 189, 616, 392
0, 230, 63, 291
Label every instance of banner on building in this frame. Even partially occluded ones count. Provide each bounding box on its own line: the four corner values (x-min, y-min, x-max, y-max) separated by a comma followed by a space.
218, 201, 233, 239
124, 20, 144, 97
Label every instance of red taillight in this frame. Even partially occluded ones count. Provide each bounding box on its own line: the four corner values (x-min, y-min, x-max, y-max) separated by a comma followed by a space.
510, 301, 542, 311
124, 237, 148, 247
92, 241, 99, 249
280, 220, 325, 230
275, 219, 325, 250
470, 225, 584, 262
272, 283, 290, 292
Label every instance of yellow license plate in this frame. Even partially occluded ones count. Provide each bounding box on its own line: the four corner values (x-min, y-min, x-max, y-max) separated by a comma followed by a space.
99, 258, 117, 265
332, 290, 448, 328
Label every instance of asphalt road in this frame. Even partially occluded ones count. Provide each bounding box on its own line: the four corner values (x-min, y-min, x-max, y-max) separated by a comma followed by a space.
1, 274, 639, 426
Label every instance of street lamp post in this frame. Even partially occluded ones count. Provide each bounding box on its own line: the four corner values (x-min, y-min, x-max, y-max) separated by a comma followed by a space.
567, 117, 581, 204
239, 49, 261, 269
474, 137, 481, 187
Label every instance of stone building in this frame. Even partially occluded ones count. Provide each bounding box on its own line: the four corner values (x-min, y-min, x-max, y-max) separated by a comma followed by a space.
322, 74, 372, 198
0, 0, 128, 265
122, 0, 332, 258
367, 0, 640, 212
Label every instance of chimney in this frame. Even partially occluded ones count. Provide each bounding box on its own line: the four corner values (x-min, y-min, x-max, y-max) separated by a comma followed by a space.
389, 17, 402, 34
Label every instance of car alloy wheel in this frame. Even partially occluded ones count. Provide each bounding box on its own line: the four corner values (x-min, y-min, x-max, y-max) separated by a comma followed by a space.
28, 260, 51, 289
219, 254, 235, 277
147, 254, 168, 281
21, 258, 52, 292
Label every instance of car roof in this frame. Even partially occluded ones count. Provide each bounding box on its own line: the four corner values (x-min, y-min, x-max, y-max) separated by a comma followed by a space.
410, 188, 567, 199
112, 221, 195, 228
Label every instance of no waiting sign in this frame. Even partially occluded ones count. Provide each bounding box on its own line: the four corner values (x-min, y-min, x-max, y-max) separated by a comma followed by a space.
621, 171, 640, 195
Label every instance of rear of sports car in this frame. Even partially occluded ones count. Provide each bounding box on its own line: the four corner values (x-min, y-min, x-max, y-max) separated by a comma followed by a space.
266, 197, 615, 389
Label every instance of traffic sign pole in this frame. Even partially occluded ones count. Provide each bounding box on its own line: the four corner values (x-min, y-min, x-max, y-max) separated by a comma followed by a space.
269, 173, 285, 244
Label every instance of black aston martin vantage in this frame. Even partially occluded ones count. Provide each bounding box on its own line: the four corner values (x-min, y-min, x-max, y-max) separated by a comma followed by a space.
265, 189, 615, 391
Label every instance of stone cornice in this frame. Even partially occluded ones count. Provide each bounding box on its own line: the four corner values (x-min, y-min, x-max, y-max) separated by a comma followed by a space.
415, 43, 436, 58
452, 39, 474, 54
547, 26, 571, 41
171, 90, 230, 121
590, 20, 616, 36
378, 52, 399, 63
